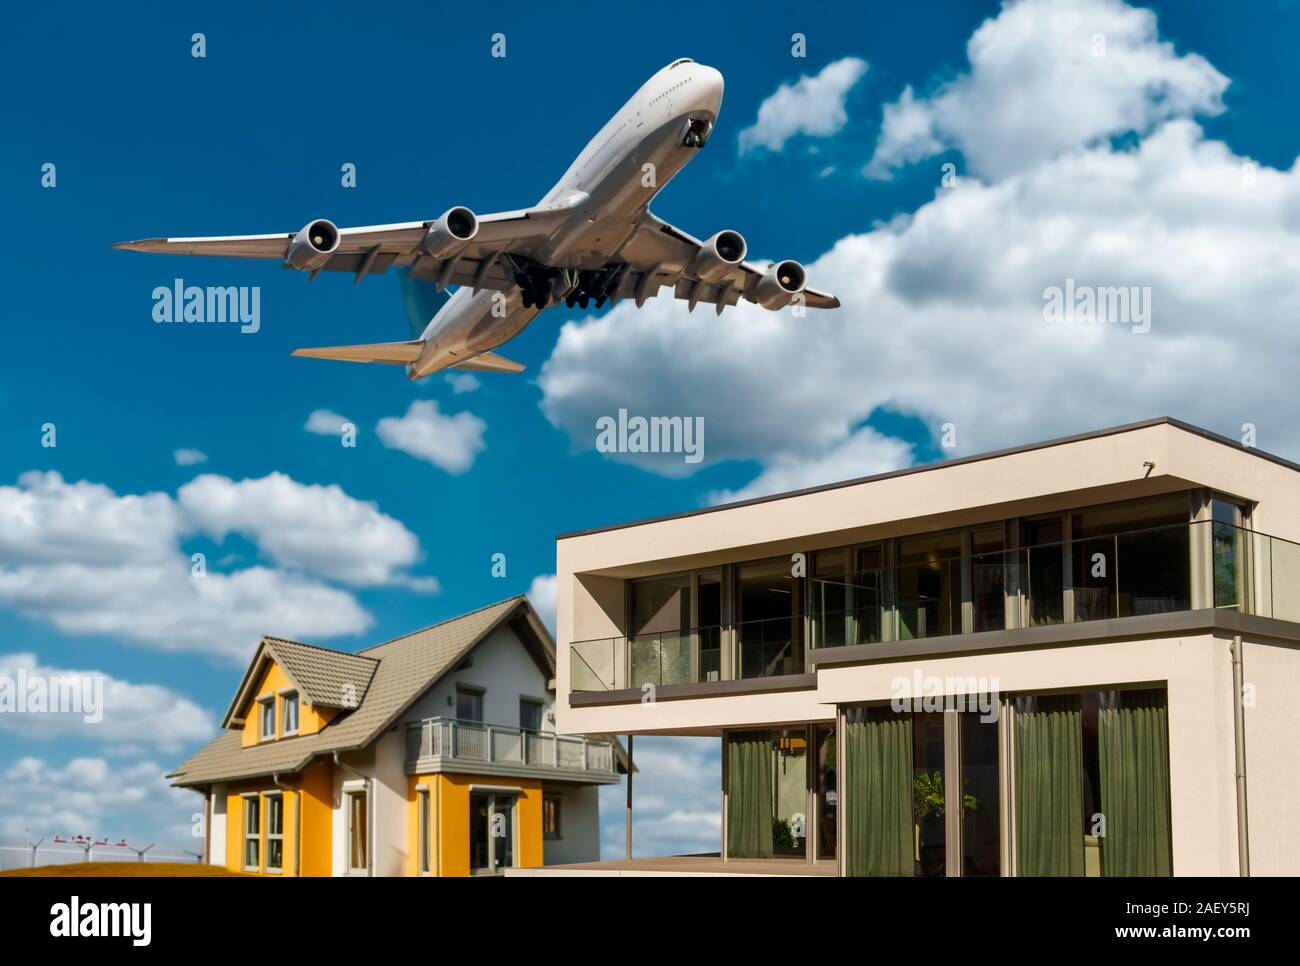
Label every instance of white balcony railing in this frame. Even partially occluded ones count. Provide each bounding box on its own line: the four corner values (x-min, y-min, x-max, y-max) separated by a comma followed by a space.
405, 716, 617, 776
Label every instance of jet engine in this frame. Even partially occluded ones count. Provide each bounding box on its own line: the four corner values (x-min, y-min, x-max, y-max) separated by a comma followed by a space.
753, 259, 807, 309
286, 219, 341, 271
690, 230, 747, 282
422, 206, 479, 259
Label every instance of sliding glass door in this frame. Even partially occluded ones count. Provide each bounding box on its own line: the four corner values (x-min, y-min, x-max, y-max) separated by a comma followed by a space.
735, 558, 804, 678
843, 704, 999, 876
1014, 687, 1171, 876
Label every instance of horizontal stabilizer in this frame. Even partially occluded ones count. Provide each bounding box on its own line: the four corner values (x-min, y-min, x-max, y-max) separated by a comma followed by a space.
292, 341, 423, 365
451, 351, 526, 374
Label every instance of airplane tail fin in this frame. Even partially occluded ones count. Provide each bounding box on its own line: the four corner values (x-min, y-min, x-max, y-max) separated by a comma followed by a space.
291, 341, 423, 365
397, 266, 450, 339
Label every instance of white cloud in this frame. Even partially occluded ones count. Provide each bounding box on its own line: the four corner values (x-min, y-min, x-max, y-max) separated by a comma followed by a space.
178, 472, 423, 587
0, 470, 445, 659
739, 57, 868, 154
598, 737, 721, 858
708, 425, 913, 505
527, 574, 556, 634
866, 0, 1228, 179
0, 653, 214, 753
173, 448, 207, 466
0, 756, 198, 846
445, 372, 481, 394
376, 400, 486, 474
540, 1, 1300, 494
304, 408, 352, 436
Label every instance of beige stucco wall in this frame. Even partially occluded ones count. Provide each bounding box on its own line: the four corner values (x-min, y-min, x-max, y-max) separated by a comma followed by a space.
1240, 638, 1300, 876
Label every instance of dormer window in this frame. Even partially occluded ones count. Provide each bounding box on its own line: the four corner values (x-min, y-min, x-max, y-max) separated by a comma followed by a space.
258, 696, 275, 741
281, 690, 299, 736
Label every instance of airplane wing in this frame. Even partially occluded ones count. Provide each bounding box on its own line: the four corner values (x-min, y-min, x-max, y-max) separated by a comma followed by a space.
112, 206, 573, 291
614, 211, 840, 312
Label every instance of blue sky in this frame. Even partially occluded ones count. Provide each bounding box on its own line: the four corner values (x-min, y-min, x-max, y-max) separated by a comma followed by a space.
3, 0, 1300, 857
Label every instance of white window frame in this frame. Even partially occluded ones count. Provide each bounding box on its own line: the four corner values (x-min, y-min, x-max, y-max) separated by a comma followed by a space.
264, 792, 284, 874
242, 793, 261, 871
258, 696, 275, 741
344, 783, 370, 876
280, 689, 299, 736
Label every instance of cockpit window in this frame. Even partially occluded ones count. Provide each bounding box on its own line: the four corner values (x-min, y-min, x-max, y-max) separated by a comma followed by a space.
669, 58, 694, 69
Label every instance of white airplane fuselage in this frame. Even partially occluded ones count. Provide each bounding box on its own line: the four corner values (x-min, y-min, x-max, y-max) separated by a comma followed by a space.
410, 60, 724, 378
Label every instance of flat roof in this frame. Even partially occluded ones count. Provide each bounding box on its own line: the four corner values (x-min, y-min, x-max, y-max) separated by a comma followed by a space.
557, 416, 1300, 540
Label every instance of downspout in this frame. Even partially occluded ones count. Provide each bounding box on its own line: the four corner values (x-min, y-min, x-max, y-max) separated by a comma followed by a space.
271, 772, 300, 878
1230, 635, 1250, 876
334, 751, 374, 877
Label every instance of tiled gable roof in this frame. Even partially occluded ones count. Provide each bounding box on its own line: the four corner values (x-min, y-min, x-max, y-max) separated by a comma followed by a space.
170, 596, 545, 787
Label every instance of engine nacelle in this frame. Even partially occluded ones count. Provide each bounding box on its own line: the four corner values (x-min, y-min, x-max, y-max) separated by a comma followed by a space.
286, 219, 341, 271
753, 259, 807, 309
690, 230, 747, 283
422, 206, 479, 259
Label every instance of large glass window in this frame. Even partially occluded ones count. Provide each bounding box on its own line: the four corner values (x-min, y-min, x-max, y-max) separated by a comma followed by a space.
697, 573, 722, 681
812, 545, 885, 648
1023, 516, 1065, 626
1212, 498, 1249, 609
1014, 688, 1170, 876
815, 724, 837, 861
897, 531, 961, 639
1072, 494, 1189, 620
960, 712, 1000, 876
725, 727, 811, 858
629, 574, 692, 686
970, 526, 1007, 633
735, 559, 803, 678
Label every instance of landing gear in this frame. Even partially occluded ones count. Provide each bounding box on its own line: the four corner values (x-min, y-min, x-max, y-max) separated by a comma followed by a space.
508, 257, 628, 311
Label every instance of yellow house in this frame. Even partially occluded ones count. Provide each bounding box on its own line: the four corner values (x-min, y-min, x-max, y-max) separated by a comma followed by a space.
169, 596, 626, 876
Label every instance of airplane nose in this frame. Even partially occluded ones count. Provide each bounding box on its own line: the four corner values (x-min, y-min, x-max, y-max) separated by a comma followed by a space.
697, 65, 724, 106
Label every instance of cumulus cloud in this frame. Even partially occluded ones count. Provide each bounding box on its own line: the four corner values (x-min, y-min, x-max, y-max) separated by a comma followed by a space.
739, 57, 868, 154
527, 574, 556, 634
540, 0, 1300, 495
598, 737, 721, 857
866, 0, 1228, 179
376, 400, 486, 474
0, 652, 214, 753
173, 448, 207, 466
445, 372, 481, 394
304, 408, 352, 436
708, 425, 914, 505
178, 472, 422, 587
0, 755, 198, 845
0, 469, 440, 660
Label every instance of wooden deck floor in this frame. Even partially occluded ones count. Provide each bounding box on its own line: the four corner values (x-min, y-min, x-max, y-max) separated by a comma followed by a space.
508, 853, 838, 877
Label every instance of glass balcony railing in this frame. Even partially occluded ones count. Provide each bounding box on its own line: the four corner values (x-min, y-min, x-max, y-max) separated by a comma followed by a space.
568, 520, 1300, 691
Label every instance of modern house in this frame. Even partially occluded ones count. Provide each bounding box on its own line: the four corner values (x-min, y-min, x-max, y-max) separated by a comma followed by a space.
553, 418, 1300, 876
169, 596, 625, 876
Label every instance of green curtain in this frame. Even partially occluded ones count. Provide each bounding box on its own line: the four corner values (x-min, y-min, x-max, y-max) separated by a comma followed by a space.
726, 732, 773, 858
845, 710, 913, 876
1099, 691, 1172, 876
1016, 697, 1084, 876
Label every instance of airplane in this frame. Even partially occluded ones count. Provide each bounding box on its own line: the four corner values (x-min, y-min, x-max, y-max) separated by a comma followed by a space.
114, 58, 840, 380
